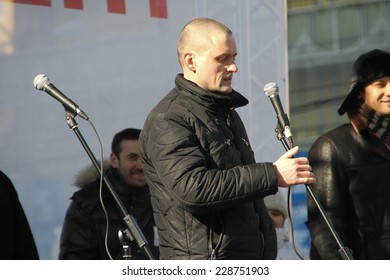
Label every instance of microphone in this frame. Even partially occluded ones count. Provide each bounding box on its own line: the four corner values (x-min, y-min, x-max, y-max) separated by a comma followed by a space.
263, 82, 292, 144
33, 74, 89, 120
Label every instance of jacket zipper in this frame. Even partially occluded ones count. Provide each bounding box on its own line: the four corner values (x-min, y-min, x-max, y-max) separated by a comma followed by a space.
210, 109, 234, 156
209, 213, 224, 260
211, 139, 231, 156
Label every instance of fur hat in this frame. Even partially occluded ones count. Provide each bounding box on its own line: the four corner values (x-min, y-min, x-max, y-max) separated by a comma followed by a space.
264, 191, 288, 218
338, 49, 390, 115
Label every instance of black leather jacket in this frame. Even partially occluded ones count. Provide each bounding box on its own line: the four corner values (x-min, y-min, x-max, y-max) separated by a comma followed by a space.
59, 167, 159, 260
140, 74, 278, 260
307, 124, 390, 259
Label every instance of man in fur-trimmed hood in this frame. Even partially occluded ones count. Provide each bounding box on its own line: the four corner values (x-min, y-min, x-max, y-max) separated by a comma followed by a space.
58, 128, 159, 260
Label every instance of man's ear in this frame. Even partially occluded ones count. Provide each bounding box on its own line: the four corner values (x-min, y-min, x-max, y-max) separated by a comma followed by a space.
184, 52, 196, 73
110, 153, 119, 168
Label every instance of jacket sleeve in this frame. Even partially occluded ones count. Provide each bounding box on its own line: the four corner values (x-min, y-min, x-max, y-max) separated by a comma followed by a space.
141, 111, 278, 214
307, 135, 351, 259
58, 201, 98, 259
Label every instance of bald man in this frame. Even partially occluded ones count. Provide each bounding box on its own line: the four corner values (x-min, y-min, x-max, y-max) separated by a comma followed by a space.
140, 18, 315, 260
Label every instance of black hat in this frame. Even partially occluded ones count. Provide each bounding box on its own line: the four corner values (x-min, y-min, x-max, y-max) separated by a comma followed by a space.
338, 49, 390, 115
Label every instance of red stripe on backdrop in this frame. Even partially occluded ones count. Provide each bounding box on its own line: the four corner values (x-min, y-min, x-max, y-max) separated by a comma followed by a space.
64, 0, 83, 10
107, 0, 125, 14
0, 0, 51, 6
149, 0, 167, 18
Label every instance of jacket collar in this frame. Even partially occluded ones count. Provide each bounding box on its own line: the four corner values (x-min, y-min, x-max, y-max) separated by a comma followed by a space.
175, 74, 249, 111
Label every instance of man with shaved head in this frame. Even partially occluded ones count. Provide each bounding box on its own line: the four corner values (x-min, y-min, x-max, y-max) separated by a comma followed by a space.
177, 18, 236, 94
140, 18, 315, 260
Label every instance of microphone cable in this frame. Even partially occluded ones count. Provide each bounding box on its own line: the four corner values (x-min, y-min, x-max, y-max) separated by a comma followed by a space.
286, 187, 305, 260
86, 118, 114, 260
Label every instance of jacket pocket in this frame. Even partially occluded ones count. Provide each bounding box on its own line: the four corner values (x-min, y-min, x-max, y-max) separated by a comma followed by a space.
210, 139, 231, 156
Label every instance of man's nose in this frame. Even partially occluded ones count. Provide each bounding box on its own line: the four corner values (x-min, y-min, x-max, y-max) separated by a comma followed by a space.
227, 62, 238, 72
135, 158, 143, 168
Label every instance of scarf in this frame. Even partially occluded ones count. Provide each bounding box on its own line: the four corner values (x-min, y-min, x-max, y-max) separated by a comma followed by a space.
348, 103, 390, 161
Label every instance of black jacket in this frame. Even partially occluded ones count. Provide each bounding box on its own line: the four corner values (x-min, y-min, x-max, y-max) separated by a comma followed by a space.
0, 170, 39, 260
140, 74, 278, 260
307, 124, 390, 259
59, 166, 159, 260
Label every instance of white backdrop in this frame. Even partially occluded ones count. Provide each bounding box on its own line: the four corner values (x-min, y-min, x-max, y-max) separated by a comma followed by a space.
0, 0, 288, 259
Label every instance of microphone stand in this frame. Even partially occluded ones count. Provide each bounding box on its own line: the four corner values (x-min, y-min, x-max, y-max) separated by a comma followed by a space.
64, 109, 155, 260
275, 123, 354, 260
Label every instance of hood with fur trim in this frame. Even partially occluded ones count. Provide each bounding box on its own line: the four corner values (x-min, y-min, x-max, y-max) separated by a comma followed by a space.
73, 158, 111, 188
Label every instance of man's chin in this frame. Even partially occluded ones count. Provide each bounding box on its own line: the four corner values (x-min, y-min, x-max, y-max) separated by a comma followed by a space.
133, 184, 147, 188
126, 177, 147, 187
217, 86, 233, 94
133, 179, 147, 187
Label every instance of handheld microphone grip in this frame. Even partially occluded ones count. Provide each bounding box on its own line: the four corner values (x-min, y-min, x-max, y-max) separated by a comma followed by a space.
263, 82, 292, 145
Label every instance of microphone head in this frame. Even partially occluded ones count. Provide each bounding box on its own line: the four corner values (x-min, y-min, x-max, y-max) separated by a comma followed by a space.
34, 74, 49, 90
264, 82, 279, 97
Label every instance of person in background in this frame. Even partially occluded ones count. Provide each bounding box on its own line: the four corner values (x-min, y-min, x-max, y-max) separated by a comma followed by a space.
0, 170, 39, 259
307, 49, 390, 259
59, 128, 159, 260
264, 190, 308, 260
139, 17, 315, 260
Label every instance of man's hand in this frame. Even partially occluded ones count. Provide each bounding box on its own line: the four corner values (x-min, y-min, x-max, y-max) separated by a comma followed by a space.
273, 146, 316, 187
